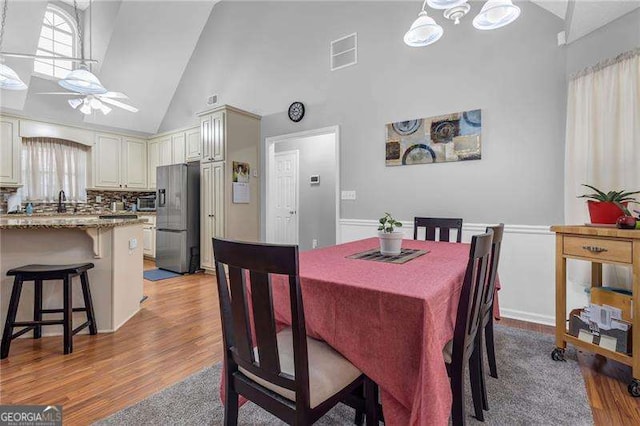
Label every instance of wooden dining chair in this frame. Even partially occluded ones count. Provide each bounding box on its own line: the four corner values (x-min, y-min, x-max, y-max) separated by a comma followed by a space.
413, 217, 464, 243
476, 223, 504, 412
442, 231, 493, 425
212, 238, 378, 425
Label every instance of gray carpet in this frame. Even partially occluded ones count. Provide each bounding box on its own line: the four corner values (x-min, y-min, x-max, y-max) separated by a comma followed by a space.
95, 325, 593, 425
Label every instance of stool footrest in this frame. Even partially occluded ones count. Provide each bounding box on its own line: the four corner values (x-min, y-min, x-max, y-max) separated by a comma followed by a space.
72, 321, 92, 335
11, 326, 37, 339
41, 308, 88, 314
13, 320, 65, 328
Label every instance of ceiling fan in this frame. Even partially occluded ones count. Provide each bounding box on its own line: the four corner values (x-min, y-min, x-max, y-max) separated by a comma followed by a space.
37, 90, 139, 115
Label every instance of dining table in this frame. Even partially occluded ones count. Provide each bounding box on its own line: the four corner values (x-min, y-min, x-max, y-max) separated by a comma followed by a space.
222, 237, 500, 425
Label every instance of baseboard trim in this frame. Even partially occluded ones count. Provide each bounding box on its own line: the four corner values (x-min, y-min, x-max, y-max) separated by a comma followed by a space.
499, 308, 555, 327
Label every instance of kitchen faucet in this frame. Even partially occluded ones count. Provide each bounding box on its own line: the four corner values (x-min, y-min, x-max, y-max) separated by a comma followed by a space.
57, 190, 67, 213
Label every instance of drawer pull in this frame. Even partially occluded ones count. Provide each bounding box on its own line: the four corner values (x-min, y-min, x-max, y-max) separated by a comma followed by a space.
582, 245, 608, 253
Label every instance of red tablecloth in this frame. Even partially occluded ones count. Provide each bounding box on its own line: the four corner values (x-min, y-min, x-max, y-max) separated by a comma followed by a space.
221, 237, 501, 425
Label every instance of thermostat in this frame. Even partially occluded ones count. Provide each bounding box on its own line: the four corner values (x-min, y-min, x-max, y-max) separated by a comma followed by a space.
310, 175, 320, 185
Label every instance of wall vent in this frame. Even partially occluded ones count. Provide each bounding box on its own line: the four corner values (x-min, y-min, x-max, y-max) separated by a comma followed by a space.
330, 33, 357, 71
207, 94, 218, 106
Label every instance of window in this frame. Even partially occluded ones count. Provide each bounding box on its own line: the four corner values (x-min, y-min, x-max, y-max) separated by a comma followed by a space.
34, 5, 77, 79
21, 138, 88, 203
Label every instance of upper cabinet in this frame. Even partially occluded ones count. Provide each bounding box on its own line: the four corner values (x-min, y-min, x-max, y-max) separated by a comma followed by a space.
0, 117, 21, 186
172, 133, 186, 164
148, 139, 159, 189
200, 111, 225, 163
147, 127, 199, 190
122, 138, 148, 189
185, 127, 201, 162
94, 133, 147, 190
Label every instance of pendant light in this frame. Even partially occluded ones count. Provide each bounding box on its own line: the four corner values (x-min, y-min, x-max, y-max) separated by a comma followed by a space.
58, 0, 106, 95
404, 0, 444, 47
473, 0, 521, 30
0, 0, 26, 90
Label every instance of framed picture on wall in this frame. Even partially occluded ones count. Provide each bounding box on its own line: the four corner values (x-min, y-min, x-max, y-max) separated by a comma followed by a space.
385, 109, 482, 167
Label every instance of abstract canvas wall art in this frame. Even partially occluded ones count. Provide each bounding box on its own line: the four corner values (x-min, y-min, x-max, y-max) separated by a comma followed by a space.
385, 109, 481, 166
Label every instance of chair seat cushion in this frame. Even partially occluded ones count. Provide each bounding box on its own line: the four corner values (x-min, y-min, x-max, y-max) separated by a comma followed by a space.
443, 339, 453, 364
239, 327, 362, 408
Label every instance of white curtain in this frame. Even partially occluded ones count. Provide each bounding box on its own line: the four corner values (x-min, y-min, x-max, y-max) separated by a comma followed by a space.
565, 48, 640, 288
21, 137, 88, 203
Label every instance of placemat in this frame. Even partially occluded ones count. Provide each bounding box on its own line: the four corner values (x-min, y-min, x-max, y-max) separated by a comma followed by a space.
347, 248, 428, 264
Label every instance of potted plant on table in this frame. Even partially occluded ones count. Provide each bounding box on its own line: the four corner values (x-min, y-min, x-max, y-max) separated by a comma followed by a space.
578, 184, 640, 226
378, 212, 403, 255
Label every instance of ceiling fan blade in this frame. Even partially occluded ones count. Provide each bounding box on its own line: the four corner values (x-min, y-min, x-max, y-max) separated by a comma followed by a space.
36, 92, 83, 96
97, 92, 129, 99
100, 97, 139, 113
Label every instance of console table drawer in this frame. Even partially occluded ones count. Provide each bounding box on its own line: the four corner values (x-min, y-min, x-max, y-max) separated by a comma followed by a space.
563, 236, 632, 263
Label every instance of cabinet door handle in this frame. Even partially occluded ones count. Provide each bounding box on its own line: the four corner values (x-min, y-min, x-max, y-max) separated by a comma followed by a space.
582, 245, 608, 253
208, 214, 214, 217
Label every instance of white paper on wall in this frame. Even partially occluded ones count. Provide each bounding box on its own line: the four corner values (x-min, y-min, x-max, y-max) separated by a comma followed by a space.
233, 182, 250, 204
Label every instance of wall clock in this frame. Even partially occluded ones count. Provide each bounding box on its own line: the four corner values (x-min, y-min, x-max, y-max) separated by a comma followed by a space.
288, 102, 305, 122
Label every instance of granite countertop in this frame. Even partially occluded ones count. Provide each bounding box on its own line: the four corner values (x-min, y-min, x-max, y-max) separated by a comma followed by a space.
0, 211, 156, 218
0, 217, 148, 230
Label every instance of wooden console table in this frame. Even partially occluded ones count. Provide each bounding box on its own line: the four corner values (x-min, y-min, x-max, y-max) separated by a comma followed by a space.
551, 225, 640, 396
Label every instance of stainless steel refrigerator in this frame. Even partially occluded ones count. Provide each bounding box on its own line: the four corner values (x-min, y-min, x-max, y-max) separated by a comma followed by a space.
156, 163, 200, 274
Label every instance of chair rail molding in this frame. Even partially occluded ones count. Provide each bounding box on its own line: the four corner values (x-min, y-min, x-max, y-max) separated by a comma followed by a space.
338, 219, 585, 327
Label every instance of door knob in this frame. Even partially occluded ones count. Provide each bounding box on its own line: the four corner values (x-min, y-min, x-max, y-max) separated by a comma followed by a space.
289, 210, 296, 214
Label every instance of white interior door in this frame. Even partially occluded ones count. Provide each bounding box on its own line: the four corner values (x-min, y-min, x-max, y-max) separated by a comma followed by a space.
271, 150, 299, 244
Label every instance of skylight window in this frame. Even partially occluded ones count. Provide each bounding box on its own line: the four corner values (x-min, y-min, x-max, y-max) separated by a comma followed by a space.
34, 5, 77, 79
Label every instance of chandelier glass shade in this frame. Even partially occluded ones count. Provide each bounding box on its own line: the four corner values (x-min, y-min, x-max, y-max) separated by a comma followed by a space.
0, 63, 26, 90
404, 11, 444, 47
472, 0, 521, 30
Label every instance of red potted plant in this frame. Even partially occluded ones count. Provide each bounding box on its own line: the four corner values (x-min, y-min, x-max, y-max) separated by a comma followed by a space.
578, 184, 640, 225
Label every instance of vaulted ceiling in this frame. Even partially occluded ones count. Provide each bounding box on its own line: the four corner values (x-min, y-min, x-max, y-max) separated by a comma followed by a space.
1, 0, 638, 135
532, 0, 640, 42
2, 0, 216, 135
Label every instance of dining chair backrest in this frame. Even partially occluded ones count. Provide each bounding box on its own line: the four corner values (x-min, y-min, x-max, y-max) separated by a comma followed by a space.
482, 224, 504, 323
452, 231, 493, 364
212, 238, 311, 408
414, 217, 464, 243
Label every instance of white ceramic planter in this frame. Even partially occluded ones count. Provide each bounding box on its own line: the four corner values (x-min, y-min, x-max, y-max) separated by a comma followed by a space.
378, 231, 403, 255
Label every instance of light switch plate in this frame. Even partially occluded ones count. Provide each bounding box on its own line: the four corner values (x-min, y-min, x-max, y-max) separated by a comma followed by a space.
96, 195, 102, 203
341, 190, 356, 200
129, 238, 138, 250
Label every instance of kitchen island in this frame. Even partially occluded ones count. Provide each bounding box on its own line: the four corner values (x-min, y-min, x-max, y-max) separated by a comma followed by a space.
0, 217, 146, 336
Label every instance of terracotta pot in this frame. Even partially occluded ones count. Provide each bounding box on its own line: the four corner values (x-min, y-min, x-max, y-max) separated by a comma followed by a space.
378, 231, 403, 255
587, 200, 627, 224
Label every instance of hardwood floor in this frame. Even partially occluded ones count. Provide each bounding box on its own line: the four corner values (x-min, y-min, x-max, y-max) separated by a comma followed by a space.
0, 260, 223, 424
1, 263, 639, 425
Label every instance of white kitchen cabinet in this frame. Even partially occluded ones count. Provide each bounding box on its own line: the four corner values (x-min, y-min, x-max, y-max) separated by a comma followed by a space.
0, 117, 21, 186
200, 111, 225, 163
94, 134, 122, 188
198, 106, 261, 271
94, 134, 147, 189
142, 215, 156, 258
172, 133, 186, 164
122, 138, 148, 189
147, 139, 159, 190
200, 161, 224, 270
158, 137, 172, 166
185, 127, 201, 161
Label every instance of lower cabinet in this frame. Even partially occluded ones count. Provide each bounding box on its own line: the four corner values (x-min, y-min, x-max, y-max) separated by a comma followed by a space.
142, 215, 156, 258
200, 161, 224, 270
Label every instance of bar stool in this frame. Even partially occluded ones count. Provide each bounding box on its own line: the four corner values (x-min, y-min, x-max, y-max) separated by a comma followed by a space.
1, 263, 97, 359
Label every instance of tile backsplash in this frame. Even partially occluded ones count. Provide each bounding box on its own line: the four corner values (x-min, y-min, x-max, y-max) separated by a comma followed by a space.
0, 187, 155, 214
